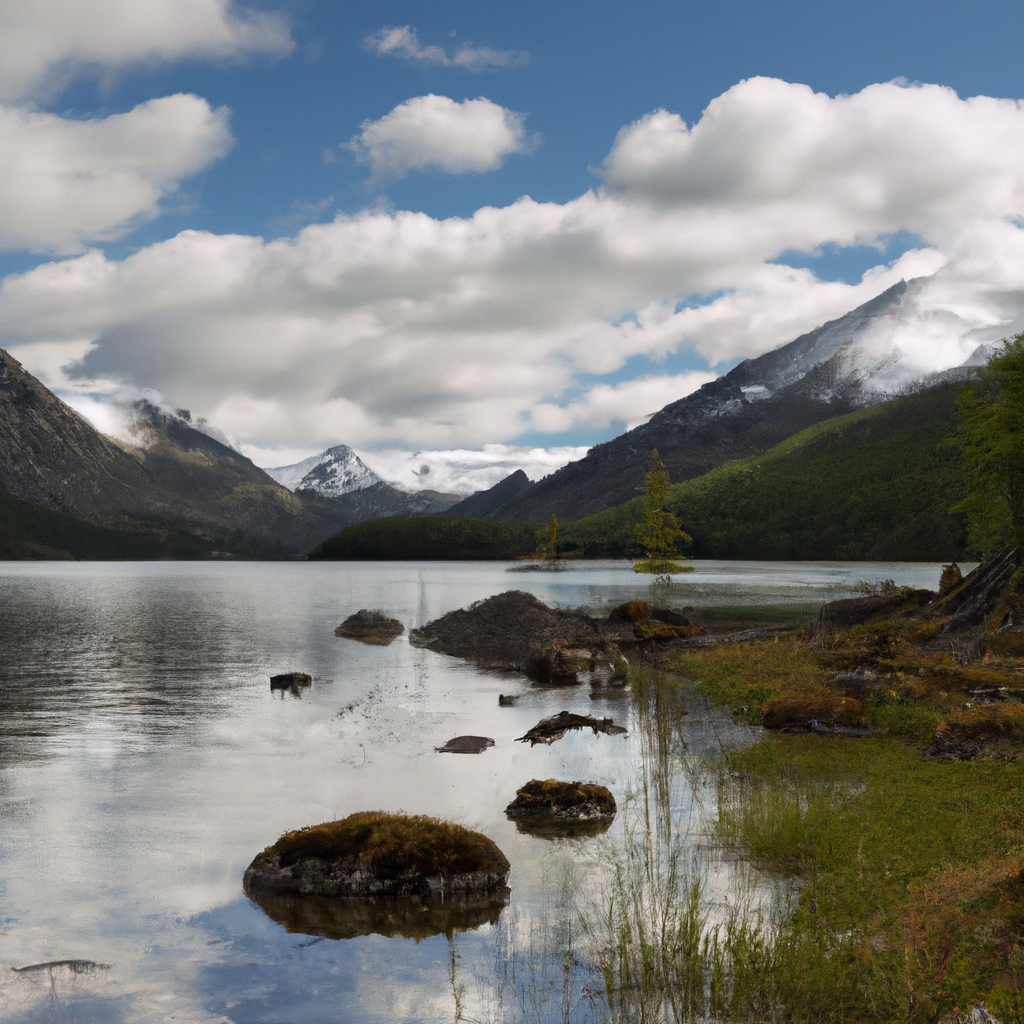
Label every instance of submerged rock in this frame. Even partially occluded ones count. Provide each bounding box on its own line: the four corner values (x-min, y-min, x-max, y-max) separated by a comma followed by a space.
516, 710, 627, 746
505, 779, 616, 822
270, 671, 312, 690
243, 811, 510, 899
335, 609, 404, 646
435, 735, 495, 754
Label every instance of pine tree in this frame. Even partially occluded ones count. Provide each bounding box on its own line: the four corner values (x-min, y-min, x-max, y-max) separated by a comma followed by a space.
633, 450, 693, 575
951, 335, 1024, 555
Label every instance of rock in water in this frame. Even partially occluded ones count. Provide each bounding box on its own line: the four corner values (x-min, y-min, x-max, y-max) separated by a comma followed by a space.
435, 735, 495, 754
270, 672, 312, 690
409, 590, 631, 683
505, 779, 616, 822
335, 609, 404, 645
516, 710, 627, 746
243, 811, 510, 899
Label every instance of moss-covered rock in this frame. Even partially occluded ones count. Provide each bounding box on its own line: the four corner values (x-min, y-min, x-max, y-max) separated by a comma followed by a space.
243, 811, 510, 898
334, 609, 404, 645
505, 779, 616, 822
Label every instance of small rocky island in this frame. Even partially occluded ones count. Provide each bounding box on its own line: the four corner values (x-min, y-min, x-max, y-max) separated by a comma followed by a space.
243, 811, 510, 899
505, 779, 617, 822
335, 609, 405, 645
410, 590, 632, 683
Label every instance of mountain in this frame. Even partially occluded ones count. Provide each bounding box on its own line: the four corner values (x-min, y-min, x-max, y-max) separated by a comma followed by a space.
488, 280, 978, 525
443, 470, 534, 519
557, 379, 969, 561
266, 445, 382, 495
0, 347, 356, 552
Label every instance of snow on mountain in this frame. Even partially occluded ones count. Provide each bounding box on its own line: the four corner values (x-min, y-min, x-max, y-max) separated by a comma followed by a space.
266, 445, 382, 496
721, 276, 1000, 407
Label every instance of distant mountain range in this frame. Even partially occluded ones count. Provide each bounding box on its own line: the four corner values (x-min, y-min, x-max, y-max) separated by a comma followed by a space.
0, 278, 989, 557
0, 349, 459, 557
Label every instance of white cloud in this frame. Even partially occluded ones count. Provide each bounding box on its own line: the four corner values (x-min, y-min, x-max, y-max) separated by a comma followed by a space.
0, 0, 292, 101
529, 371, 719, 434
356, 445, 591, 495
0, 94, 232, 253
364, 25, 527, 72
5, 77, 1024, 459
347, 94, 536, 178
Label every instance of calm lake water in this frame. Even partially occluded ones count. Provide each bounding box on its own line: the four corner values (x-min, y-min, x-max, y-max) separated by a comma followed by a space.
0, 559, 954, 1023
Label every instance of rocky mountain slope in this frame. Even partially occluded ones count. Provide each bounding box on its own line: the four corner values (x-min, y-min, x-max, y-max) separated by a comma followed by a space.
444, 470, 534, 519
489, 280, 978, 525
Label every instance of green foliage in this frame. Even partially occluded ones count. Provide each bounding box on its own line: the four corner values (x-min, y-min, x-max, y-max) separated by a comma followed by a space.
307, 516, 537, 560
671, 384, 968, 560
951, 335, 1024, 554
560, 384, 968, 561
633, 450, 693, 574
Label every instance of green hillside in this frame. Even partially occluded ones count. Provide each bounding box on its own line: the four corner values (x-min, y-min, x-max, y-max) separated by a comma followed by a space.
0, 489, 288, 560
559, 382, 969, 561
308, 516, 539, 560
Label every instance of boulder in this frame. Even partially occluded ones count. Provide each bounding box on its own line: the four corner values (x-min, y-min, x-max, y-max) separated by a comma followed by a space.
410, 590, 631, 683
435, 735, 494, 754
651, 608, 690, 626
609, 600, 652, 622
505, 779, 616, 822
335, 609, 404, 646
243, 811, 510, 899
270, 671, 312, 690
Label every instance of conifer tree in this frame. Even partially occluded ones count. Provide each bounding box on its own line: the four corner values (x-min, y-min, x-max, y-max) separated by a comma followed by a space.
951, 335, 1024, 555
633, 450, 694, 575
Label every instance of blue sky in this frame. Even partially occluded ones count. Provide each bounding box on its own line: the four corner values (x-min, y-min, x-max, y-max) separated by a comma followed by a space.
3, 1, 1024, 487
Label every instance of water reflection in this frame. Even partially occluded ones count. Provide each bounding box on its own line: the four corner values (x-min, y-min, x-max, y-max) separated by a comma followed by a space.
0, 559, 952, 1023
244, 886, 509, 941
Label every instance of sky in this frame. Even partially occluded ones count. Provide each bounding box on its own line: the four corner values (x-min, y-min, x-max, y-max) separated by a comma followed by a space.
3, 1, 1024, 493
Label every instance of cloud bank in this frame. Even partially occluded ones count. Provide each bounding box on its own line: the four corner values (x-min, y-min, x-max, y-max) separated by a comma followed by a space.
5, 77, 1024, 460
364, 26, 527, 72
348, 94, 536, 178
0, 0, 292, 101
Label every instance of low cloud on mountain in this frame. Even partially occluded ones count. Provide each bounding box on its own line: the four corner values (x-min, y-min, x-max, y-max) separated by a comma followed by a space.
4, 77, 1024, 459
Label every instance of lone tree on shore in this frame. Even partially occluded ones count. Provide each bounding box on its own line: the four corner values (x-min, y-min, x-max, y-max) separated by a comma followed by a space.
633, 450, 694, 575
951, 335, 1024, 555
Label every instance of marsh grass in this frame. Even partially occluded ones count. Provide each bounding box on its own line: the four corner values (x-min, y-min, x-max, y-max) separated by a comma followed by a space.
476, 664, 1024, 1023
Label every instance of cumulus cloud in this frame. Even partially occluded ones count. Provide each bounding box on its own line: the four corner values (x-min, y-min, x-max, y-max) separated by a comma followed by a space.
5, 77, 1024, 458
347, 94, 536, 178
0, 94, 232, 253
0, 0, 292, 101
364, 26, 527, 72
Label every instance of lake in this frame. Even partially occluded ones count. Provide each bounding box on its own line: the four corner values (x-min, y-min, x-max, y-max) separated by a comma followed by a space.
0, 559, 954, 1023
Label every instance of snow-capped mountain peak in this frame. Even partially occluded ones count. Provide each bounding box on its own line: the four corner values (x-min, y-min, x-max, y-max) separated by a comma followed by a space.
266, 445, 382, 496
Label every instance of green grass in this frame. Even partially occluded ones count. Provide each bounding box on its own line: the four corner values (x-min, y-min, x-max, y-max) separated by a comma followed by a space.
307, 516, 538, 560
714, 735, 1024, 1021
